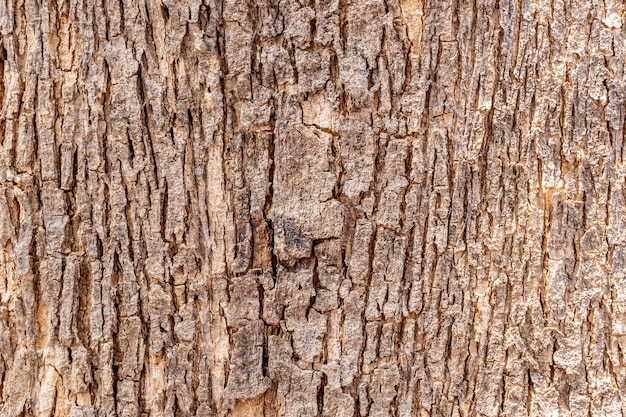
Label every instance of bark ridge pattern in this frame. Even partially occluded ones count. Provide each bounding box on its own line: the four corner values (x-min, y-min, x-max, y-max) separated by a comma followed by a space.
0, 0, 625, 416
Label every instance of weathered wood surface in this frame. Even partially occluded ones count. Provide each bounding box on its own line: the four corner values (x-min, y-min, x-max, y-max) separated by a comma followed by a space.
0, 0, 625, 415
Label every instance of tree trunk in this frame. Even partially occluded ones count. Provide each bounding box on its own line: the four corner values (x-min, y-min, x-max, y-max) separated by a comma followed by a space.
1, 0, 625, 416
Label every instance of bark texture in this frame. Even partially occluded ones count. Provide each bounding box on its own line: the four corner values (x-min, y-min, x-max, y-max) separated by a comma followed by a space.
1, 0, 625, 416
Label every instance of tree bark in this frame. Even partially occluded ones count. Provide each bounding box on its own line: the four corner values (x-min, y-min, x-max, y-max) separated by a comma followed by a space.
1, 0, 625, 416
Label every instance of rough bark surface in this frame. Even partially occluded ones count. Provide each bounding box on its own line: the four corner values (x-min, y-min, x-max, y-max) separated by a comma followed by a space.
0, 0, 625, 416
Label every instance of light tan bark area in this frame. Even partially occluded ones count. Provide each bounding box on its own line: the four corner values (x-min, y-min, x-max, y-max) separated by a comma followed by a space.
0, 0, 625, 415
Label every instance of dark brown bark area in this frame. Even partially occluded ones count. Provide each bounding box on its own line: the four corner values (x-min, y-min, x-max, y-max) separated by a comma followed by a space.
0, 0, 625, 416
